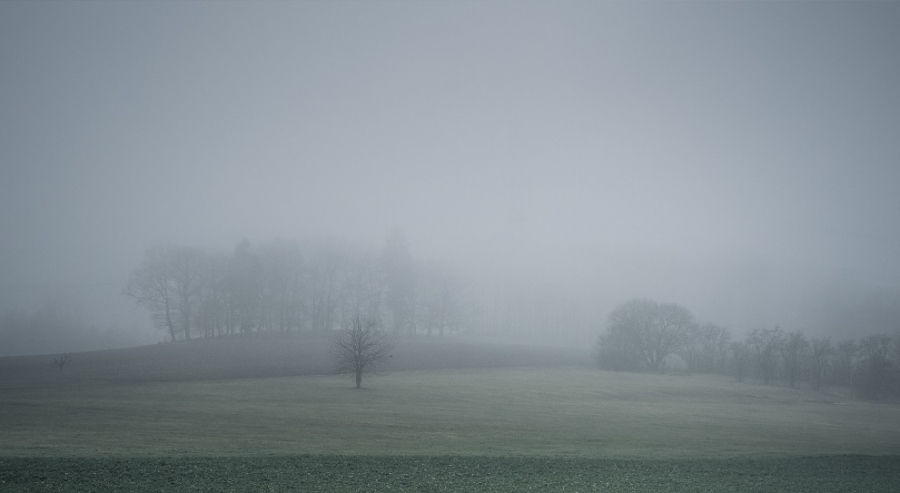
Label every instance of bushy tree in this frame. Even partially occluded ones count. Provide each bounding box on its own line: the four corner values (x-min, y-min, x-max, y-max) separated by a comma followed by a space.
596, 299, 695, 372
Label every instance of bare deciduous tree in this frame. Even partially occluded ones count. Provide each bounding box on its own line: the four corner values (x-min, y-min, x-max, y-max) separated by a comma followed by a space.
168, 245, 203, 341
53, 353, 71, 370
333, 315, 395, 388
226, 239, 262, 334
125, 244, 203, 342
748, 327, 784, 384
308, 240, 346, 333
834, 338, 858, 386
808, 337, 834, 390
383, 229, 416, 336
682, 323, 730, 374
730, 341, 751, 383
852, 334, 894, 399
780, 331, 808, 387
418, 260, 467, 338
125, 245, 178, 342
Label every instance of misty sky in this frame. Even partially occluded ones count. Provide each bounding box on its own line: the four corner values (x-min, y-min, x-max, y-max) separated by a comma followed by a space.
2, 1, 899, 340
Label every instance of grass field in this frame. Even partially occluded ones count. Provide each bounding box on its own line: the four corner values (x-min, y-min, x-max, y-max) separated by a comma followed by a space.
2, 337, 900, 491
3, 455, 899, 492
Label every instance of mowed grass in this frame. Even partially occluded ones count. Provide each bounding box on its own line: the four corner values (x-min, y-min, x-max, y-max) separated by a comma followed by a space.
2, 366, 899, 459
4, 356, 900, 492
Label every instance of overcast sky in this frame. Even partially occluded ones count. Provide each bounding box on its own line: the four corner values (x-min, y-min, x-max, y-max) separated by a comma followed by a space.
2, 1, 899, 340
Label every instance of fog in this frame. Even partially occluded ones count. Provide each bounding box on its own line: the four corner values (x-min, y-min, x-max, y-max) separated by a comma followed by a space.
2, 2, 899, 355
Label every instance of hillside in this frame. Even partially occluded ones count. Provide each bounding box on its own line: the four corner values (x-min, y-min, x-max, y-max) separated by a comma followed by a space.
0, 333, 591, 382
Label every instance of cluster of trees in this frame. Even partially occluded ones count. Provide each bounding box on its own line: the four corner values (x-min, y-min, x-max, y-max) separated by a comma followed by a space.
596, 298, 900, 400
125, 231, 472, 342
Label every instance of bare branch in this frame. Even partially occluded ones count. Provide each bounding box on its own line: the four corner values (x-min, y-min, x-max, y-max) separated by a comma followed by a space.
332, 314, 395, 388
52, 353, 72, 371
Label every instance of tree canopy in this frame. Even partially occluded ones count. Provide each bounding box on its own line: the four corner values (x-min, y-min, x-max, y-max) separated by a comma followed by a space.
596, 298, 695, 372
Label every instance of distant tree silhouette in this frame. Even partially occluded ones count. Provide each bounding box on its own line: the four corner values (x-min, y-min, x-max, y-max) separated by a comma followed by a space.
383, 229, 416, 336
53, 353, 71, 370
596, 299, 695, 372
682, 323, 730, 374
418, 260, 467, 338
730, 341, 751, 383
852, 334, 894, 399
125, 246, 179, 342
780, 331, 808, 387
833, 339, 858, 386
747, 327, 784, 384
808, 337, 834, 390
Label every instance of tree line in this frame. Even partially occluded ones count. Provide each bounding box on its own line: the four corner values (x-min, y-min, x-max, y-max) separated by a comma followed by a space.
124, 231, 471, 342
595, 298, 900, 400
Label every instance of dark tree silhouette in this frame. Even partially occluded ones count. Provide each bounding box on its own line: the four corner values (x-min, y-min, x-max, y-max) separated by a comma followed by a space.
53, 353, 71, 370
333, 315, 395, 388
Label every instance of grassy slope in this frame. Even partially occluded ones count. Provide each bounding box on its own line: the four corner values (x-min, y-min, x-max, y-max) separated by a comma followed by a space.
2, 365, 899, 459
0, 333, 588, 382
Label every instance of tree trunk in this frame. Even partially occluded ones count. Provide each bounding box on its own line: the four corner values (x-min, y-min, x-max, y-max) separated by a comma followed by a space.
165, 306, 176, 342
183, 307, 191, 340
355, 370, 362, 388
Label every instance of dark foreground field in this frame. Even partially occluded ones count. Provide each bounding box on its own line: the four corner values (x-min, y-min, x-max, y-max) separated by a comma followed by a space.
3, 455, 899, 493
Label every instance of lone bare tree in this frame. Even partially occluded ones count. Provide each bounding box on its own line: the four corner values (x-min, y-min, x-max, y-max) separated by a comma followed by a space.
333, 315, 395, 388
53, 353, 71, 370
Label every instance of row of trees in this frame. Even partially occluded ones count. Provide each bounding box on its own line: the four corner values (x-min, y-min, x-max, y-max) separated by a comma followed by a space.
595, 298, 900, 399
124, 231, 472, 342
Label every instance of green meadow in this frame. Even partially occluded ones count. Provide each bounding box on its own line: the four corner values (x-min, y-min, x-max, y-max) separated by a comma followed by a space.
2, 338, 899, 491
3, 367, 900, 459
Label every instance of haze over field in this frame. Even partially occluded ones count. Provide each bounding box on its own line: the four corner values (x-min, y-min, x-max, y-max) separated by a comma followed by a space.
2, 2, 900, 354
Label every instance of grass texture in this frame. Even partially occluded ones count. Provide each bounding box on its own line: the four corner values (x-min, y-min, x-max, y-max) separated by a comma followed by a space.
2, 367, 899, 458
2, 455, 898, 492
